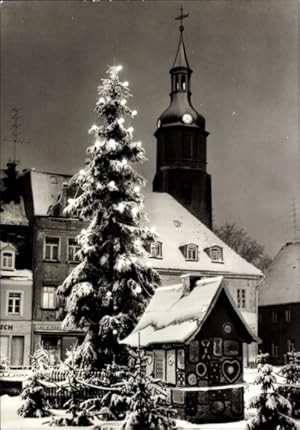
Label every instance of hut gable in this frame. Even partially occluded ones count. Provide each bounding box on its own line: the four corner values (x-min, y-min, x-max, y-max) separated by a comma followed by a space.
121, 276, 259, 348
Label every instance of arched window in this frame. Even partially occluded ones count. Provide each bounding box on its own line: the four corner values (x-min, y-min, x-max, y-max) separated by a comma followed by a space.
1, 250, 15, 270
182, 76, 186, 90
176, 77, 180, 90
186, 244, 198, 261
204, 245, 224, 263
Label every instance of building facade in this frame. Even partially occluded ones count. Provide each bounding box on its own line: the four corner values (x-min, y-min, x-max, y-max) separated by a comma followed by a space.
17, 169, 263, 366
258, 241, 300, 364
0, 242, 33, 367
153, 22, 212, 228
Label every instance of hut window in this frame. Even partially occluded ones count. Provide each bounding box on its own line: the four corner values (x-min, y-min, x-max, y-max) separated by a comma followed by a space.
150, 241, 162, 258
166, 350, 176, 384
237, 289, 246, 309
153, 350, 166, 380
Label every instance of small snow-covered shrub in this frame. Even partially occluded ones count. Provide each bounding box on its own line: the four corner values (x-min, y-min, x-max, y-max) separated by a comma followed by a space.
18, 345, 51, 418
247, 353, 297, 430
278, 351, 300, 417
18, 373, 50, 418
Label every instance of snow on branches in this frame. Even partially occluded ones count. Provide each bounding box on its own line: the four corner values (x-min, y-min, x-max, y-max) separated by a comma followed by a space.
57, 65, 160, 369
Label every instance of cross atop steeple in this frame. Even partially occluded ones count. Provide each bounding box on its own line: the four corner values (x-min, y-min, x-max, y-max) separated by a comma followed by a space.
175, 5, 189, 32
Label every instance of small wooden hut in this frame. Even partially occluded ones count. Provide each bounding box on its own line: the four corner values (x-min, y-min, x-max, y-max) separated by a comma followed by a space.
121, 275, 260, 423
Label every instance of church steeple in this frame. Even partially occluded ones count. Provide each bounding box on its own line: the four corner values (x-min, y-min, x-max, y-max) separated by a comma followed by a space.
171, 13, 191, 95
153, 7, 212, 229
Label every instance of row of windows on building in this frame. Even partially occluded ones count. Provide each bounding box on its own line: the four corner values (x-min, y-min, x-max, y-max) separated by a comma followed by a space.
271, 340, 295, 357
264, 309, 293, 323
5, 286, 248, 316
5, 287, 60, 316
150, 242, 224, 263
44, 237, 80, 262
43, 237, 224, 264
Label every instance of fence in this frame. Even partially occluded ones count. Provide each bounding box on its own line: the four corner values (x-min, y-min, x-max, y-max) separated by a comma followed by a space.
35, 369, 120, 408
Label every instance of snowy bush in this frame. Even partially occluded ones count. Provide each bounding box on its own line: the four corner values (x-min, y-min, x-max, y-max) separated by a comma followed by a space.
247, 352, 297, 430
278, 351, 300, 418
17, 345, 51, 418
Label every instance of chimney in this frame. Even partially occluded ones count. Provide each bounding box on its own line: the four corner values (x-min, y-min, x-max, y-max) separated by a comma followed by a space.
180, 274, 201, 295
61, 182, 69, 215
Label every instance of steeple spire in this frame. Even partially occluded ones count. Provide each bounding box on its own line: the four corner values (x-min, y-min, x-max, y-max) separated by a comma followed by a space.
173, 6, 190, 70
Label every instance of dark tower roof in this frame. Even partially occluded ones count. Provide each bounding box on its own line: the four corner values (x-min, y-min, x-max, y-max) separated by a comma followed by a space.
156, 19, 207, 132
172, 29, 190, 70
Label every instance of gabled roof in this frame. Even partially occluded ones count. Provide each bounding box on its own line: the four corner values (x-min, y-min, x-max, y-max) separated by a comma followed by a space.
143, 192, 262, 277
259, 241, 300, 306
25, 170, 262, 277
121, 276, 260, 347
0, 242, 16, 252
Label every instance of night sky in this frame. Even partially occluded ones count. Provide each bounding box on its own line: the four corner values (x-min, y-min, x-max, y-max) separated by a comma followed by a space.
1, 0, 299, 257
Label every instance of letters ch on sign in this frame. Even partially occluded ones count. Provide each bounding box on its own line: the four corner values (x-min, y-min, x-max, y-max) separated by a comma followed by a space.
0, 324, 13, 330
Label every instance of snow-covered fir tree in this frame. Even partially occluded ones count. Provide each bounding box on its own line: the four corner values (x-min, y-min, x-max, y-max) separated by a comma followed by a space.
57, 65, 160, 370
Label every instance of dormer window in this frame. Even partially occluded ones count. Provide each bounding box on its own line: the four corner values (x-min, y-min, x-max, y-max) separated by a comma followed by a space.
205, 245, 224, 263
180, 244, 198, 262
0, 245, 16, 271
150, 241, 162, 259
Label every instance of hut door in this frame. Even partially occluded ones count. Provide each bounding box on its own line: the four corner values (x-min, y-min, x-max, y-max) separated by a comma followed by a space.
166, 350, 176, 384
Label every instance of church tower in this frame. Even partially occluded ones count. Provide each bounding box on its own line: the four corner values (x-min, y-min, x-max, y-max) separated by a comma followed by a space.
153, 10, 212, 228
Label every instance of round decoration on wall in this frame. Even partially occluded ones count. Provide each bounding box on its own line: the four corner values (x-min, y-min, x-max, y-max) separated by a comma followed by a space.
168, 355, 174, 366
196, 362, 208, 378
223, 322, 232, 335
187, 372, 198, 386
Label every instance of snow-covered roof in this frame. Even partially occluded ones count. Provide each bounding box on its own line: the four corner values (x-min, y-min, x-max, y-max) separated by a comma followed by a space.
0, 242, 16, 252
121, 276, 259, 347
27, 171, 262, 278
29, 170, 71, 216
259, 241, 300, 306
0, 268, 32, 280
0, 198, 28, 226
143, 192, 262, 277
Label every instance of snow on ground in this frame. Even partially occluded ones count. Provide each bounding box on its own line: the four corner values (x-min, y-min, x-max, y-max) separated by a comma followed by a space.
1, 368, 300, 429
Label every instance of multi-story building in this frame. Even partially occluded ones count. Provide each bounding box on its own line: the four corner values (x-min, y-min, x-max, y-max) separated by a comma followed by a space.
0, 242, 33, 367
20, 170, 85, 364
18, 168, 262, 365
258, 241, 300, 364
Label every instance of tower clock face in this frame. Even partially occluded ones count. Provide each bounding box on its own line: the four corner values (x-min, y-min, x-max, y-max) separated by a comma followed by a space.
182, 113, 193, 124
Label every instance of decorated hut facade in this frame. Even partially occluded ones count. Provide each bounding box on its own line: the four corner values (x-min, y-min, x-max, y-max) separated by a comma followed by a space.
122, 275, 260, 423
